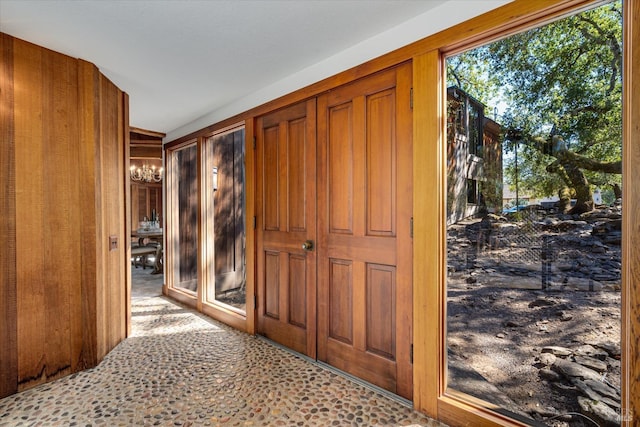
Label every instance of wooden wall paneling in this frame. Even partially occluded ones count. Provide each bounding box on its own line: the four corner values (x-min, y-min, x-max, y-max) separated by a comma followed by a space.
41, 40, 81, 384
412, 50, 443, 417
622, 0, 639, 424
245, 119, 256, 334
131, 184, 140, 228
394, 62, 414, 400
124, 95, 132, 338
77, 59, 100, 369
0, 32, 18, 399
14, 37, 48, 390
130, 145, 162, 158
98, 74, 127, 358
0, 34, 128, 398
196, 137, 204, 312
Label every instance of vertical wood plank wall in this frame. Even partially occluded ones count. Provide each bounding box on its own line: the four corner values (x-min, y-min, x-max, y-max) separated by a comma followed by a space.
0, 33, 128, 397
0, 32, 18, 399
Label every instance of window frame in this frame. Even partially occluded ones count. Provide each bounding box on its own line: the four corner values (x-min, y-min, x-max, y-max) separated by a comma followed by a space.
413, 1, 637, 425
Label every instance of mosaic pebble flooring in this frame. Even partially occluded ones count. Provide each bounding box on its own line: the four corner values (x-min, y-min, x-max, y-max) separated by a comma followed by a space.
0, 268, 445, 427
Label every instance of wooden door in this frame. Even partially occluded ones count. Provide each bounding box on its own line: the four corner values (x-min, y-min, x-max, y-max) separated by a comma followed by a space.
256, 100, 317, 357
317, 64, 413, 399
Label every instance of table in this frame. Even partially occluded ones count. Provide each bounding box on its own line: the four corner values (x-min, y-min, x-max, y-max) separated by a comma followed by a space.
131, 230, 163, 274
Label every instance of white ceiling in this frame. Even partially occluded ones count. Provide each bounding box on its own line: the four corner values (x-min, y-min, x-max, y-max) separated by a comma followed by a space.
0, 0, 510, 140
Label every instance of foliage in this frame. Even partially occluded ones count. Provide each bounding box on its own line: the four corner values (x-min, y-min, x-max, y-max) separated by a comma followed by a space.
447, 1, 622, 204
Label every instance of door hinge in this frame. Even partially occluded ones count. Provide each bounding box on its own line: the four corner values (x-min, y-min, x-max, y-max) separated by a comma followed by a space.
253, 216, 257, 229
410, 343, 414, 364
254, 294, 258, 309
410, 87, 413, 109
410, 217, 413, 238
253, 135, 257, 149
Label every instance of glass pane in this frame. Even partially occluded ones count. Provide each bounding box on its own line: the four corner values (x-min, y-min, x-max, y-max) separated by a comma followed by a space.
204, 127, 246, 313
172, 144, 198, 293
445, 2, 622, 425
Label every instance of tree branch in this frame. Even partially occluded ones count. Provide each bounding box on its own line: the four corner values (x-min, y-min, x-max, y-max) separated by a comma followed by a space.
556, 148, 621, 174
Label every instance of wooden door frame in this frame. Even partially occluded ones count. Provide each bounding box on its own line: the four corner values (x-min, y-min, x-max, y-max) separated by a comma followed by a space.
414, 0, 639, 425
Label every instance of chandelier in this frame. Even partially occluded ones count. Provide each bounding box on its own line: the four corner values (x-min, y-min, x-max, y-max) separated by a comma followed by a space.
130, 164, 163, 183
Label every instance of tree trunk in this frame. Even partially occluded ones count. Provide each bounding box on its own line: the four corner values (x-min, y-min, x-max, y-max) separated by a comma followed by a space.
558, 186, 572, 213
612, 183, 622, 199
556, 149, 594, 214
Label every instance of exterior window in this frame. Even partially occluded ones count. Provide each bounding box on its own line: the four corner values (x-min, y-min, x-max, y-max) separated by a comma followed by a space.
444, 2, 622, 424
466, 179, 477, 204
203, 127, 246, 314
468, 100, 483, 158
166, 143, 199, 294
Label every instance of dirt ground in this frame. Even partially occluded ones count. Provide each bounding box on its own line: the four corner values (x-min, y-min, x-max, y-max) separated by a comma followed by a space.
446, 210, 622, 426
447, 280, 620, 426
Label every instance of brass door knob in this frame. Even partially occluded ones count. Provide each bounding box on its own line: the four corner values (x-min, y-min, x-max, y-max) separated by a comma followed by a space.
302, 240, 314, 251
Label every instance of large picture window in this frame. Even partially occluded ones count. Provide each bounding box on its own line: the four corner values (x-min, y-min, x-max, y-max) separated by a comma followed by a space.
444, 2, 623, 425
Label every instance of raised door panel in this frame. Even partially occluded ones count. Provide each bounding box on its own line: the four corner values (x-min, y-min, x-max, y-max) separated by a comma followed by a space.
366, 263, 396, 359
328, 104, 354, 235
367, 90, 396, 236
328, 259, 353, 344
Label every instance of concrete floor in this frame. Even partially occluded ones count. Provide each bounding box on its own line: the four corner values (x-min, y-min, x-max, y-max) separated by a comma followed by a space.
0, 267, 444, 426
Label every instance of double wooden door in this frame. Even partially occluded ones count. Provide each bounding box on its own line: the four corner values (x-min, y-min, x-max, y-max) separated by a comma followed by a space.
256, 63, 413, 399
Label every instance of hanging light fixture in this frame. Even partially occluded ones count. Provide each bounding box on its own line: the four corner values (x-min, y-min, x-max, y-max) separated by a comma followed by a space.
130, 164, 163, 183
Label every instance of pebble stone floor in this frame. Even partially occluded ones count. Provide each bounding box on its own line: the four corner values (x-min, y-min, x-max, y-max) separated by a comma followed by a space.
0, 267, 446, 427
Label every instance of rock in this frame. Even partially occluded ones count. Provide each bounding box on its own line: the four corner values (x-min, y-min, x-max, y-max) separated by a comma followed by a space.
577, 396, 620, 427
538, 353, 556, 366
571, 378, 606, 401
530, 406, 559, 418
584, 379, 620, 400
584, 380, 620, 408
491, 276, 542, 290
592, 342, 621, 359
606, 357, 621, 370
575, 344, 609, 360
542, 346, 572, 357
573, 355, 608, 373
593, 273, 620, 281
552, 358, 602, 382
529, 298, 555, 308
554, 310, 573, 321
566, 277, 604, 291
573, 379, 621, 410
603, 231, 622, 245
539, 368, 562, 382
